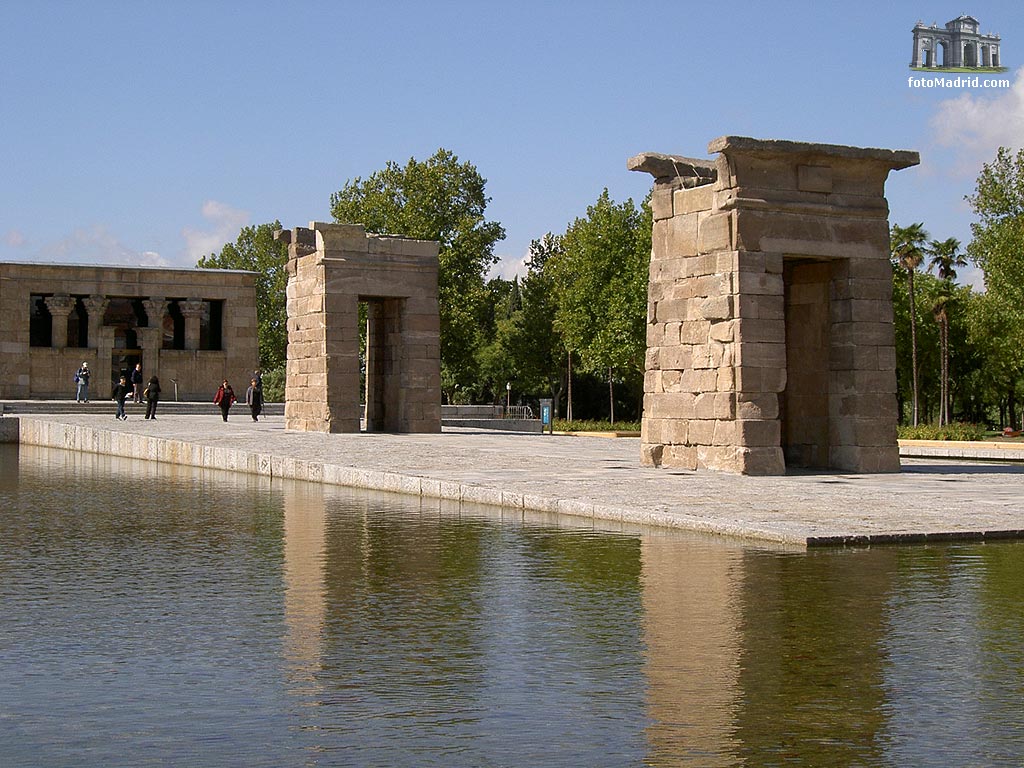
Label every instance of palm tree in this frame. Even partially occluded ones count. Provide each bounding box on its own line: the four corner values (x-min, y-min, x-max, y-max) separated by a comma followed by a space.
891, 223, 929, 426
931, 296, 951, 426
927, 237, 967, 426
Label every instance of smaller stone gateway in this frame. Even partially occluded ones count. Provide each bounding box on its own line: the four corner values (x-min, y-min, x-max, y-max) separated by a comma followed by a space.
275, 222, 441, 433
631, 136, 919, 476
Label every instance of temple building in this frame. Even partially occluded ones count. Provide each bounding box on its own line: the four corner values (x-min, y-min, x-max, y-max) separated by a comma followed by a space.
0, 261, 258, 399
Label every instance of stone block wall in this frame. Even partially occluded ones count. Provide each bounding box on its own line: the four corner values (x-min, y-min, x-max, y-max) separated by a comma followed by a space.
0, 262, 258, 400
278, 222, 441, 433
632, 138, 918, 475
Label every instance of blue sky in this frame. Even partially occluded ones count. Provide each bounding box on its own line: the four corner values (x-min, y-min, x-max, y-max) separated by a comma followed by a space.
2, 1, 1021, 288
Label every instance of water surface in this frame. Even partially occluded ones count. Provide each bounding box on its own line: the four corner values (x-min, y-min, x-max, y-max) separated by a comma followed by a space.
1, 444, 1022, 766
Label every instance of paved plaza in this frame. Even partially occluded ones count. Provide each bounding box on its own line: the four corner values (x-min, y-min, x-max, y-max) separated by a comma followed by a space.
9, 411, 1024, 547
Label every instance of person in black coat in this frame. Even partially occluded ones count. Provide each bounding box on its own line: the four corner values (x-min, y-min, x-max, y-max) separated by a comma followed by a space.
144, 375, 162, 420
214, 380, 236, 422
245, 377, 263, 422
131, 363, 144, 403
111, 376, 130, 420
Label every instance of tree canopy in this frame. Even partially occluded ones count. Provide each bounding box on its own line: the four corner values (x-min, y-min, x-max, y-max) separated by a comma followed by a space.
330, 148, 506, 394
197, 221, 289, 370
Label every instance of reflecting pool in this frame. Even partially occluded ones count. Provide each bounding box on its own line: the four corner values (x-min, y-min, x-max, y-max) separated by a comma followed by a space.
2, 444, 1023, 767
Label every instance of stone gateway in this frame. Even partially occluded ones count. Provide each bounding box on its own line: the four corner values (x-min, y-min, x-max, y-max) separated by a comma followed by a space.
631, 136, 919, 476
276, 222, 442, 433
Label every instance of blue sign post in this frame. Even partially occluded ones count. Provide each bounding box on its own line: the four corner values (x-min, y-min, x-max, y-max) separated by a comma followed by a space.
539, 398, 553, 435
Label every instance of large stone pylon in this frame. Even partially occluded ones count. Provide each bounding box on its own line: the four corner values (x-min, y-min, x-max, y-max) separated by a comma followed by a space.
631, 137, 919, 475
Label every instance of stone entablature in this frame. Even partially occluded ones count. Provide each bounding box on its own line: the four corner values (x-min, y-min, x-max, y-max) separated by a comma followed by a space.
911, 15, 1001, 69
0, 261, 258, 400
631, 136, 919, 475
276, 222, 441, 434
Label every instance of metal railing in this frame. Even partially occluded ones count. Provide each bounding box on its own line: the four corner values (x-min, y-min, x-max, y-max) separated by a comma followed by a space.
503, 405, 535, 420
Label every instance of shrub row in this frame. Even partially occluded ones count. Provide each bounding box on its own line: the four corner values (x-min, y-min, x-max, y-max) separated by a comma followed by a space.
897, 422, 987, 441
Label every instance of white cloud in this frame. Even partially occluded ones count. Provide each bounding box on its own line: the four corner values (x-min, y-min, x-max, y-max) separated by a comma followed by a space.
487, 250, 531, 281
26, 225, 172, 268
930, 68, 1024, 174
4, 229, 27, 248
182, 200, 250, 261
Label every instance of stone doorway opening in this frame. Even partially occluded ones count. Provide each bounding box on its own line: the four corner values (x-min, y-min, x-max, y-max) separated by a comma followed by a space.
361, 296, 406, 433
781, 258, 834, 469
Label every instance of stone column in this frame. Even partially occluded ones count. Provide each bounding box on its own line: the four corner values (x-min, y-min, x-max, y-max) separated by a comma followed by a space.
179, 299, 205, 351
140, 297, 168, 369
96, 325, 116, 387
44, 294, 76, 348
83, 295, 109, 350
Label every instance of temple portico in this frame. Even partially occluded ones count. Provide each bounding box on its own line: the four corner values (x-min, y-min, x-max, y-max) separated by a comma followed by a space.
0, 262, 258, 399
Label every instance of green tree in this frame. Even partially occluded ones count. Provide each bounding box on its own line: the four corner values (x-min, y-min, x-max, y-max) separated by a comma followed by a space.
966, 146, 1024, 428
927, 237, 967, 425
890, 222, 930, 425
197, 221, 289, 370
477, 234, 570, 416
546, 190, 651, 423
329, 149, 506, 397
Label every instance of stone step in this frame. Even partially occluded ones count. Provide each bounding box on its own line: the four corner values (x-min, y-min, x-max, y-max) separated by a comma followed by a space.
0, 400, 284, 416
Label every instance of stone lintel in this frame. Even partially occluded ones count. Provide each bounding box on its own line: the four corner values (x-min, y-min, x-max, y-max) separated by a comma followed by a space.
707, 136, 920, 171
628, 152, 718, 186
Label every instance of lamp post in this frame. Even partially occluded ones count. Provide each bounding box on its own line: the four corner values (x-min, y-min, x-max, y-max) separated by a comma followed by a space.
506, 381, 511, 412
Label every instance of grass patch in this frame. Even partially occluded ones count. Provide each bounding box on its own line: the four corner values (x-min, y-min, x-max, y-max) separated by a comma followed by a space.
898, 422, 986, 441
554, 419, 641, 433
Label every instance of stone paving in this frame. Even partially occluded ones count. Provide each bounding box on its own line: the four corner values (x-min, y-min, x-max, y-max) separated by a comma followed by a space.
10, 412, 1024, 547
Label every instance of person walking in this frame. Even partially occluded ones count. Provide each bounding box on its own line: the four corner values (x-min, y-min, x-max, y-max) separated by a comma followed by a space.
245, 377, 263, 422
214, 379, 236, 422
75, 362, 91, 402
144, 375, 162, 420
111, 375, 130, 420
131, 363, 144, 403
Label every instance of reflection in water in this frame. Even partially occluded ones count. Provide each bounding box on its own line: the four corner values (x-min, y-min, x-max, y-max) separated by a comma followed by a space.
282, 480, 327, 696
640, 537, 743, 766
2, 444, 1024, 767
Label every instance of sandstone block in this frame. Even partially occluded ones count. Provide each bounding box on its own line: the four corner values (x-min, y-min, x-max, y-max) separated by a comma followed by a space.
737, 270, 784, 297
695, 445, 743, 473
680, 320, 710, 344
662, 445, 698, 470
738, 446, 786, 475
697, 212, 732, 253
673, 184, 714, 215
680, 368, 720, 393
698, 295, 733, 321
651, 184, 675, 221
737, 393, 779, 420
735, 318, 784, 344
687, 419, 715, 445
736, 342, 786, 368
797, 164, 833, 193
646, 392, 696, 420
668, 213, 700, 256
737, 418, 780, 447
645, 347, 661, 370
640, 443, 665, 467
